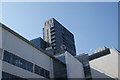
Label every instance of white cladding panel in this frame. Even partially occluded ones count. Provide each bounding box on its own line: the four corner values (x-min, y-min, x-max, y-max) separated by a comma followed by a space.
65, 52, 85, 78
0, 26, 2, 80
2, 28, 51, 71
2, 61, 44, 78
118, 51, 120, 80
0, 60, 2, 80
43, 26, 51, 43
0, 27, 2, 48
90, 48, 119, 79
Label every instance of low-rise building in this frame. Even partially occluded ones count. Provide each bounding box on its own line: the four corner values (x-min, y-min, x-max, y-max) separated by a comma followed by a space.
0, 23, 54, 79
0, 23, 85, 80
0, 20, 119, 80
89, 47, 120, 80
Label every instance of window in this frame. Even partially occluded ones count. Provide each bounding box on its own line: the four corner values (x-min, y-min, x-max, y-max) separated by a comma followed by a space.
3, 50, 49, 78
2, 72, 27, 80
51, 40, 56, 44
3, 51, 11, 63
26, 61, 33, 72
3, 50, 33, 72
34, 65, 50, 79
62, 36, 65, 40
19, 59, 26, 69
50, 27, 55, 31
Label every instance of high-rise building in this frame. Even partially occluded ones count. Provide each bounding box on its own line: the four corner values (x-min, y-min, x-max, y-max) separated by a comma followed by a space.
43, 18, 76, 56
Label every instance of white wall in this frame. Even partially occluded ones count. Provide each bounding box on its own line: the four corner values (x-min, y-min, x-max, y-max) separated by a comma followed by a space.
0, 60, 2, 80
43, 26, 52, 43
0, 48, 2, 80
0, 25, 3, 80
65, 51, 85, 78
2, 61, 44, 78
118, 50, 120, 80
50, 58, 54, 78
0, 27, 2, 48
2, 28, 53, 78
90, 48, 119, 79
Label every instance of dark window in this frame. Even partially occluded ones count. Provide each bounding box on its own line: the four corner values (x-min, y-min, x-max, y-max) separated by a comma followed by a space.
26, 61, 33, 72
3, 50, 33, 72
51, 29, 55, 33
19, 59, 26, 69
3, 51, 11, 63
11, 55, 19, 66
62, 36, 65, 40
2, 72, 27, 80
51, 41, 56, 44
62, 32, 65, 36
51, 37, 55, 41
63, 40, 65, 43
3, 50, 49, 78
34, 65, 50, 79
50, 26, 55, 30
51, 33, 55, 37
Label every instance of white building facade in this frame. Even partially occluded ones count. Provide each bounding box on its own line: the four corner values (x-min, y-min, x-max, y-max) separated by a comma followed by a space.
90, 48, 120, 80
0, 23, 85, 80
0, 23, 54, 79
0, 23, 119, 80
55, 51, 85, 79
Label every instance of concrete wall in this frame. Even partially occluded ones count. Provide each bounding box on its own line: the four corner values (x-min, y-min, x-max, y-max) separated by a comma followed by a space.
2, 61, 44, 78
0, 48, 2, 80
0, 27, 2, 48
64, 51, 85, 78
0, 59, 2, 80
0, 25, 2, 80
2, 28, 53, 78
90, 48, 119, 79
50, 58, 54, 78
118, 50, 120, 80
43, 26, 51, 43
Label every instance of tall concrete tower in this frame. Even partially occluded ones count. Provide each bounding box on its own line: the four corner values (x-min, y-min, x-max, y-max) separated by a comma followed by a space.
43, 18, 76, 56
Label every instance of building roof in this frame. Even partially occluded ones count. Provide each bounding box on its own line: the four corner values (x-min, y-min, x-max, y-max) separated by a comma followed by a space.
89, 49, 110, 61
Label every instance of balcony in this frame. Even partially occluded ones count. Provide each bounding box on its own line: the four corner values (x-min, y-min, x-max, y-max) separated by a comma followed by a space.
51, 32, 55, 36
51, 30, 55, 33
50, 26, 55, 30
51, 27, 55, 32
51, 37, 55, 41
51, 35, 55, 39
51, 39, 56, 43
51, 28, 55, 32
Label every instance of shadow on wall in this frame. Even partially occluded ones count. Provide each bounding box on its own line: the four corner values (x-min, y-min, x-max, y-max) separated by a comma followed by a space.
90, 68, 118, 80
0, 48, 3, 59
